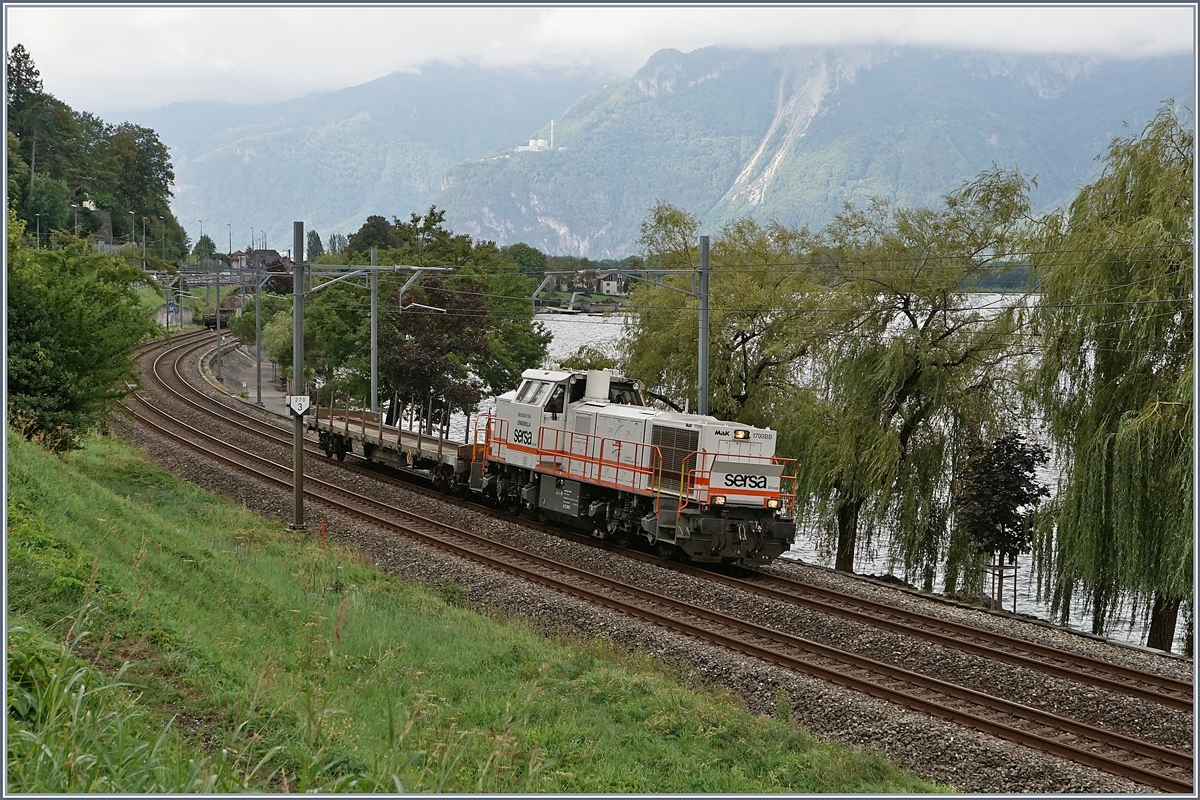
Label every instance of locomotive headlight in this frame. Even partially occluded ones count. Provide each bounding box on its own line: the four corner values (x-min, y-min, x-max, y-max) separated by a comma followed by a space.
734, 429, 749, 440
712, 495, 727, 506
766, 498, 781, 510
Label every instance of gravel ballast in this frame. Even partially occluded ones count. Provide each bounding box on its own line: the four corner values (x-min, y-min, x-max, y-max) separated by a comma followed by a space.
107, 341, 1193, 793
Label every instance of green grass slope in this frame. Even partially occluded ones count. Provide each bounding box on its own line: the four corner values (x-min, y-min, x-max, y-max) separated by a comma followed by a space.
6, 430, 947, 793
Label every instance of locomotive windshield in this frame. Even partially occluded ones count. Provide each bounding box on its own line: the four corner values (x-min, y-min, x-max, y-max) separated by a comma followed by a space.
609, 383, 644, 406
516, 380, 554, 406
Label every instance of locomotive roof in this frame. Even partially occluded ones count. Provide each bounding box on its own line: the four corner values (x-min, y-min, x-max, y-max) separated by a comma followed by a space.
520, 367, 637, 383
519, 368, 574, 382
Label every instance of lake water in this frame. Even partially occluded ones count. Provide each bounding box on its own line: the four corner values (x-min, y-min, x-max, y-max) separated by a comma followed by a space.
527, 311, 1183, 653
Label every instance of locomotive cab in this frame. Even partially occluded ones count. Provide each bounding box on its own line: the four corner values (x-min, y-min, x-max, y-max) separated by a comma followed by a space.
477, 367, 794, 564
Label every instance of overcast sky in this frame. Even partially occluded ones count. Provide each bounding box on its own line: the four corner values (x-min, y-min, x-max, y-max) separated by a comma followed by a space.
5, 4, 1195, 116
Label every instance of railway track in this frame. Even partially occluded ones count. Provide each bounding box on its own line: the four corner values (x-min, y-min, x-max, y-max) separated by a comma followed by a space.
122, 332, 1195, 793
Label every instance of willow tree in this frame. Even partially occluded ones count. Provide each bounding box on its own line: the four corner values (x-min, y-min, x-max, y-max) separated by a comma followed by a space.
1026, 105, 1193, 651
792, 168, 1035, 583
622, 202, 823, 421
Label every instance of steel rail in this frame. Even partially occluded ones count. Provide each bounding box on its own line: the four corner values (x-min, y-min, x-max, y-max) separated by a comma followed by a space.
121, 358, 1193, 793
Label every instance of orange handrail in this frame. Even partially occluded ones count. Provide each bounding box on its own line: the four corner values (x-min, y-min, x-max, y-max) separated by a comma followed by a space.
536, 427, 663, 505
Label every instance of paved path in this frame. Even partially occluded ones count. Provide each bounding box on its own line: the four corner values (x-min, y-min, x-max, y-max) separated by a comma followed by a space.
206, 338, 289, 417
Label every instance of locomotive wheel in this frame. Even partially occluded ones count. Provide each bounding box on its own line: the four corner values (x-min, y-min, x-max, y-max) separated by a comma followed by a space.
656, 541, 676, 560
611, 528, 632, 548
336, 449, 345, 462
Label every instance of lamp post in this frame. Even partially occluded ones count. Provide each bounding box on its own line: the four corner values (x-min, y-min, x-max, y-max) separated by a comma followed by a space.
70, 203, 78, 236
159, 215, 165, 263
129, 210, 135, 247
142, 217, 147, 271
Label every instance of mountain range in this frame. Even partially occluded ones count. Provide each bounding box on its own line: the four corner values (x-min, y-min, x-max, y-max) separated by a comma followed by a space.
133, 47, 1193, 258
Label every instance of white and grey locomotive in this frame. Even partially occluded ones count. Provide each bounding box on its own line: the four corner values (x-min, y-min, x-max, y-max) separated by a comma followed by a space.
312, 367, 798, 564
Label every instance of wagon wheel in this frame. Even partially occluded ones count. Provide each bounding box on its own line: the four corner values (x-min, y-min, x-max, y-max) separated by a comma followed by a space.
610, 526, 632, 549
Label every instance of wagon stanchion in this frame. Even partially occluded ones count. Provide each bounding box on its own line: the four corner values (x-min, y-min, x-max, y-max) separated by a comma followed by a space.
437, 395, 445, 464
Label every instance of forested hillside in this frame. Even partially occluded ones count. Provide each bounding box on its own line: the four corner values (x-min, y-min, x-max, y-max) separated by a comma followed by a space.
6, 45, 188, 256
128, 64, 607, 251
433, 47, 1193, 256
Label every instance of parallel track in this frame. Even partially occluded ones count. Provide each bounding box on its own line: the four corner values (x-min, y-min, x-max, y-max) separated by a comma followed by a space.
122, 333, 1194, 793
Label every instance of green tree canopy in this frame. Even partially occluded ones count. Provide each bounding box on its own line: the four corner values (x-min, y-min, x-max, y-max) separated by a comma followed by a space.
306, 229, 324, 261
6, 45, 186, 258
283, 212, 550, 426
621, 174, 1034, 588
1025, 103, 1193, 651
6, 211, 157, 451
794, 168, 1034, 583
6, 43, 41, 112
193, 233, 217, 260
952, 432, 1049, 562
502, 242, 548, 277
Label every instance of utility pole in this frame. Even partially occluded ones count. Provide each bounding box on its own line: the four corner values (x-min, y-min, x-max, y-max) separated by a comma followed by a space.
255, 265, 263, 405
698, 235, 710, 416
371, 248, 379, 412
214, 269, 223, 382
291, 221, 306, 531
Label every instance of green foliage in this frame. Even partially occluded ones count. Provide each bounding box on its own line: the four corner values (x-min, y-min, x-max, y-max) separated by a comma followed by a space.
6, 617, 259, 793
7, 129, 28, 209
25, 172, 71, 236
559, 344, 620, 372
6, 43, 41, 110
346, 206, 477, 267
952, 432, 1049, 562
622, 170, 1035, 587
1025, 103, 1193, 643
306, 228, 324, 260
326, 232, 348, 255
6, 210, 158, 451
226, 292, 291, 348
502, 241, 547, 277
346, 214, 396, 253
795, 168, 1034, 583
192, 233, 217, 260
624, 207, 819, 422
6, 45, 187, 258
4, 432, 945, 793
292, 211, 549, 422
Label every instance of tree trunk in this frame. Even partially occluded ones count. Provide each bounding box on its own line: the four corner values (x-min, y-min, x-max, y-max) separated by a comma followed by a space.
834, 498, 862, 573
1146, 593, 1180, 653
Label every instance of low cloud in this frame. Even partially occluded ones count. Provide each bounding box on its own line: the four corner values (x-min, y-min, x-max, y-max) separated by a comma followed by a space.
6, 5, 1192, 115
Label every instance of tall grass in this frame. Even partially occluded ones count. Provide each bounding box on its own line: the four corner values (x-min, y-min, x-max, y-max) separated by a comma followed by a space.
6, 430, 947, 793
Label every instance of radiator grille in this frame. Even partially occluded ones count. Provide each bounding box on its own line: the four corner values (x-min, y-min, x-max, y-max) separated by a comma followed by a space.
651, 425, 699, 492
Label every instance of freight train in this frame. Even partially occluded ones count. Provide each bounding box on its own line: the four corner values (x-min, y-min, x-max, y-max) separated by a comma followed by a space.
311, 367, 798, 564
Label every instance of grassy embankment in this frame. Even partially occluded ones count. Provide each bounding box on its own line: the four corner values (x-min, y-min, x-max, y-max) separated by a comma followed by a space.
6, 430, 948, 793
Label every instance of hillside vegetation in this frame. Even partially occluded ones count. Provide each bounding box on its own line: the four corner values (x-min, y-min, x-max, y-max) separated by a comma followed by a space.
129, 64, 608, 251
434, 47, 1193, 256
6, 431, 944, 793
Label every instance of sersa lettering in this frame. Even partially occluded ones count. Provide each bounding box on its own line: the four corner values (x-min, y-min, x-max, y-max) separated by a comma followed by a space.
722, 474, 768, 489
